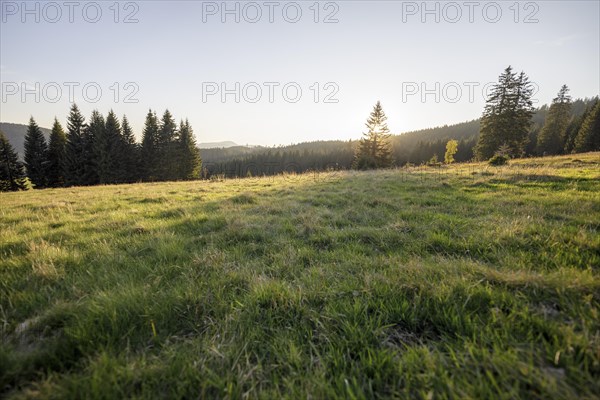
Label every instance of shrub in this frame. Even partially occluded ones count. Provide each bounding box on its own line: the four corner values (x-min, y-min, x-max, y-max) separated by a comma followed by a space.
488, 155, 509, 166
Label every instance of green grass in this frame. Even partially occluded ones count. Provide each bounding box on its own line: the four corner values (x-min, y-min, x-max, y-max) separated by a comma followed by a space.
1, 153, 599, 399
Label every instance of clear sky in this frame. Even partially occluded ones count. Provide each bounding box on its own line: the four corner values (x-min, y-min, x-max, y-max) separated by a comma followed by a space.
1, 0, 599, 145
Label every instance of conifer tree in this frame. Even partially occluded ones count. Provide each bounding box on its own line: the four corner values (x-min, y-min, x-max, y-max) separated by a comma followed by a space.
353, 101, 393, 169
83, 110, 104, 185
176, 119, 201, 180
564, 114, 585, 154
47, 118, 67, 187
475, 66, 534, 160
24, 116, 48, 188
574, 100, 600, 153
97, 110, 122, 184
120, 115, 139, 183
64, 104, 87, 186
537, 85, 572, 155
0, 130, 27, 191
157, 109, 178, 180
141, 110, 160, 181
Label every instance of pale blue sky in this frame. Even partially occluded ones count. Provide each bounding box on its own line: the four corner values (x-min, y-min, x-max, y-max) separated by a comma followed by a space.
1, 1, 599, 145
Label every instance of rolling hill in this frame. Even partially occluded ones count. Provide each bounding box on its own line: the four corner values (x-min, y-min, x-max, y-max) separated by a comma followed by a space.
0, 122, 51, 157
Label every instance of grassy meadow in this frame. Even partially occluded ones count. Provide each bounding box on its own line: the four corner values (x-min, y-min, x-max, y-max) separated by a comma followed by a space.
1, 153, 599, 399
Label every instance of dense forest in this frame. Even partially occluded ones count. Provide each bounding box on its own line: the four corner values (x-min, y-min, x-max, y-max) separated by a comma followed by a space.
1, 104, 201, 190
2, 66, 600, 190
201, 94, 598, 178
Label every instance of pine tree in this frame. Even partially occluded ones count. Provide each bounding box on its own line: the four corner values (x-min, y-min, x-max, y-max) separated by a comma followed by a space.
141, 110, 159, 181
47, 118, 67, 187
24, 116, 49, 188
564, 98, 599, 153
475, 66, 534, 160
157, 109, 178, 180
176, 119, 201, 180
536, 85, 572, 155
83, 110, 104, 185
353, 101, 393, 169
444, 140, 458, 164
64, 104, 87, 187
120, 115, 139, 183
564, 114, 586, 154
97, 110, 122, 184
510, 71, 535, 155
574, 100, 600, 153
0, 130, 27, 191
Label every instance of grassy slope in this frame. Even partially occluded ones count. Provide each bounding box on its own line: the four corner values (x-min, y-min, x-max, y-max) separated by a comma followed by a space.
1, 153, 599, 399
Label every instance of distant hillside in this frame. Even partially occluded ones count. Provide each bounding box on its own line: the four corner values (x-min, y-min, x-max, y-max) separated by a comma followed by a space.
201, 97, 598, 176
3, 97, 596, 167
198, 141, 239, 149
0, 122, 51, 158
201, 146, 266, 163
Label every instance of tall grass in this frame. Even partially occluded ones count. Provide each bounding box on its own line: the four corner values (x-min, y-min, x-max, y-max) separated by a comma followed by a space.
1, 153, 599, 399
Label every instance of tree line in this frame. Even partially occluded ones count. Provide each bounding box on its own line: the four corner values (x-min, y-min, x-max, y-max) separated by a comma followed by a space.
0, 104, 201, 191
354, 66, 599, 167
475, 66, 600, 160
2, 66, 600, 189
203, 67, 598, 177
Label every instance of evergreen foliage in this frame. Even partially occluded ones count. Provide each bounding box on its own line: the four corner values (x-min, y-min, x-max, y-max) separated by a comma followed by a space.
83, 110, 104, 185
0, 130, 27, 191
574, 99, 600, 153
7, 86, 597, 187
120, 115, 140, 183
353, 101, 393, 169
141, 110, 160, 181
157, 110, 178, 181
537, 85, 572, 155
176, 119, 201, 180
97, 110, 122, 184
24, 117, 48, 188
47, 118, 67, 187
475, 66, 534, 160
64, 104, 88, 187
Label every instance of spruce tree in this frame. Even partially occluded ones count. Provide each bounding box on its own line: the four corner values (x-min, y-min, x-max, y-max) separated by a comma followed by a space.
47, 118, 67, 187
83, 110, 104, 185
141, 110, 160, 181
475, 66, 534, 160
536, 85, 572, 155
353, 101, 393, 169
97, 110, 122, 184
176, 119, 201, 180
574, 100, 600, 153
564, 114, 585, 154
511, 71, 535, 155
157, 109, 178, 180
0, 130, 27, 191
120, 115, 139, 183
24, 116, 49, 188
64, 104, 87, 186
